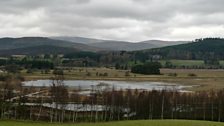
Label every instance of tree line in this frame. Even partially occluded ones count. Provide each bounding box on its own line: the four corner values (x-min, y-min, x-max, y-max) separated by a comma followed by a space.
1, 76, 224, 123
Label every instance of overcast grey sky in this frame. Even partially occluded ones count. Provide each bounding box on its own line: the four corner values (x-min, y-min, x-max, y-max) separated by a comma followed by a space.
0, 0, 224, 41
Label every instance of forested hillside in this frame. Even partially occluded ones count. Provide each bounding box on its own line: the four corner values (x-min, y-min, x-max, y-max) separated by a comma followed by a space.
139, 38, 224, 60
0, 37, 102, 54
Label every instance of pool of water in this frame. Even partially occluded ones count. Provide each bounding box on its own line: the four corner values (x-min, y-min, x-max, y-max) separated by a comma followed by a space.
23, 80, 193, 91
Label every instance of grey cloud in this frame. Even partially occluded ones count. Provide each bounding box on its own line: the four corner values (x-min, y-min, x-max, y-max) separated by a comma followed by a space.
0, 0, 224, 41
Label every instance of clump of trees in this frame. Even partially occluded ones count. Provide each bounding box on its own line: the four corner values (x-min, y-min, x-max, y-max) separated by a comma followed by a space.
7, 58, 54, 69
115, 63, 128, 70
131, 62, 161, 75
204, 59, 220, 66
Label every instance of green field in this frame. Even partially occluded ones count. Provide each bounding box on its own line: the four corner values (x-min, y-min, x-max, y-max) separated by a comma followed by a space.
1, 120, 224, 126
130, 59, 224, 67
159, 60, 205, 66
131, 60, 208, 67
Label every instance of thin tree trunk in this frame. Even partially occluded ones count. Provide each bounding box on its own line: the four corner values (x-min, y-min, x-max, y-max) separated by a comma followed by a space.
36, 97, 43, 121
72, 105, 75, 122
211, 102, 214, 121
161, 95, 164, 120
203, 102, 206, 120
218, 101, 221, 122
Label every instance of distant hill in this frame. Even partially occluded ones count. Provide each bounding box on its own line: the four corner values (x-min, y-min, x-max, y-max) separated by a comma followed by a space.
89, 41, 157, 51
90, 40, 189, 51
51, 36, 189, 51
0, 45, 78, 56
50, 36, 105, 44
0, 36, 191, 56
140, 40, 189, 47
143, 38, 224, 60
0, 37, 103, 55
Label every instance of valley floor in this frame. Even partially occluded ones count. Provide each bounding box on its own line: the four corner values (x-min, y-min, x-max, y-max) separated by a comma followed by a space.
19, 67, 224, 91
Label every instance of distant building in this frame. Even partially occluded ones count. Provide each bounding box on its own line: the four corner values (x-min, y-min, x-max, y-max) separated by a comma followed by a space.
11, 55, 26, 59
151, 55, 162, 62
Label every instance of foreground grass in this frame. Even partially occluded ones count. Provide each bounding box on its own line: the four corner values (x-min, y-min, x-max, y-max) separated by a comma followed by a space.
1, 120, 224, 126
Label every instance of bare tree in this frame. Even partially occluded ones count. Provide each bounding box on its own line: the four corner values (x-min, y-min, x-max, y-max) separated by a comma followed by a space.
50, 69, 68, 122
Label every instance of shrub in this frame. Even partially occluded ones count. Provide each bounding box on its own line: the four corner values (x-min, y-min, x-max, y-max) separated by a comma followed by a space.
103, 72, 108, 77
125, 71, 130, 77
86, 72, 91, 76
131, 62, 161, 75
168, 73, 177, 77
188, 73, 197, 77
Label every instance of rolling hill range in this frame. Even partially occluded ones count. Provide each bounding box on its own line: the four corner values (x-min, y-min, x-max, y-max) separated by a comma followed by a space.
142, 38, 224, 60
51, 36, 189, 51
0, 36, 190, 56
88, 41, 156, 51
140, 40, 189, 47
50, 36, 105, 44
0, 45, 79, 56
0, 37, 223, 58
89, 40, 188, 51
0, 37, 103, 56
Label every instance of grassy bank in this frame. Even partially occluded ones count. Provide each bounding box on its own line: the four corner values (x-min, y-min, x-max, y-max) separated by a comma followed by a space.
1, 120, 224, 126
